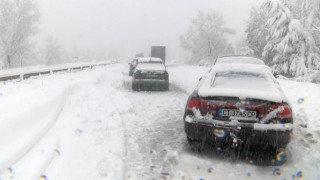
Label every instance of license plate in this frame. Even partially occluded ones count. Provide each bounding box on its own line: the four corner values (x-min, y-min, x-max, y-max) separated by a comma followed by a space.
218, 108, 257, 119
145, 74, 158, 78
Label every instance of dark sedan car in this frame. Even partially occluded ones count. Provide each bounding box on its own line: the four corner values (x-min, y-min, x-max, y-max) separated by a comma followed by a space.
184, 58, 293, 157
132, 57, 169, 91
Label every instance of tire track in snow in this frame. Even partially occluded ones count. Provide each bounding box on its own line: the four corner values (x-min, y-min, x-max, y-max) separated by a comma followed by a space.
42, 65, 128, 180
108, 70, 135, 180
0, 88, 67, 178
118, 65, 190, 179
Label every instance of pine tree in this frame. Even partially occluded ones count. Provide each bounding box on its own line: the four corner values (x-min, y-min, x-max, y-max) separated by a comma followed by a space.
279, 19, 319, 76
246, 6, 269, 58
300, 0, 320, 57
262, 0, 292, 73
261, 0, 319, 76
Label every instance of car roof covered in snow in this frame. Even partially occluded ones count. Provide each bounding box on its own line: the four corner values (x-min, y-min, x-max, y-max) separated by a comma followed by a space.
198, 63, 287, 103
135, 62, 166, 72
137, 57, 163, 63
212, 63, 272, 74
215, 56, 265, 65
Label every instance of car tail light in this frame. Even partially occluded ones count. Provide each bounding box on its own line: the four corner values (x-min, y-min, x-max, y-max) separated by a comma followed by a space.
186, 97, 199, 111
162, 73, 169, 79
200, 99, 217, 110
134, 74, 141, 79
278, 105, 292, 119
271, 103, 292, 119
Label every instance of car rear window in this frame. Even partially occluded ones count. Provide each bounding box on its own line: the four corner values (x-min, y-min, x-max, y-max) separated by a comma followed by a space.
212, 71, 273, 90
215, 71, 266, 79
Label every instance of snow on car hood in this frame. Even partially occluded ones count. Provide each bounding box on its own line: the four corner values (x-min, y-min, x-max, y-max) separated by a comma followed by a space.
135, 63, 166, 72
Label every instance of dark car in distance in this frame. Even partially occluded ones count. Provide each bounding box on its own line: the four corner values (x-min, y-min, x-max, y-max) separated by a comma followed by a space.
132, 57, 169, 91
128, 58, 139, 76
128, 54, 146, 76
184, 56, 293, 161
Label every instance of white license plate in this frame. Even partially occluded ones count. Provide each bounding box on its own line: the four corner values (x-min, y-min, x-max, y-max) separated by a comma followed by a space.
218, 109, 257, 119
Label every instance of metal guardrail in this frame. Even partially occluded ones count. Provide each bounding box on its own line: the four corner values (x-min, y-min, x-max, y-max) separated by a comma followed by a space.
0, 62, 114, 82
0, 74, 20, 81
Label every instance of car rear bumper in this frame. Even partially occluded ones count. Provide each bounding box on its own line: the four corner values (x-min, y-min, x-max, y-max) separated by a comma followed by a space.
133, 79, 168, 86
184, 115, 292, 148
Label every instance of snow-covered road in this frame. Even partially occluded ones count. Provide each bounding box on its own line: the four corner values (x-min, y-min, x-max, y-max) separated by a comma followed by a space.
0, 63, 319, 180
121, 69, 189, 179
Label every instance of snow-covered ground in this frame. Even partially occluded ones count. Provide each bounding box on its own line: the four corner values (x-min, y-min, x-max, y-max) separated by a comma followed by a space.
0, 63, 319, 180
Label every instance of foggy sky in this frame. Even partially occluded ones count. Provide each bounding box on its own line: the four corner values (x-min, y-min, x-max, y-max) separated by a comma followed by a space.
35, 0, 264, 62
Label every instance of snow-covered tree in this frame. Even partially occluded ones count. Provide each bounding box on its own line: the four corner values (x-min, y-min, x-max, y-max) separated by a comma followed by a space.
246, 6, 269, 58
261, 0, 292, 67
0, 0, 39, 68
180, 11, 234, 64
279, 19, 319, 76
41, 37, 65, 65
282, 0, 320, 61
239, 46, 255, 56
298, 0, 320, 53
261, 0, 319, 76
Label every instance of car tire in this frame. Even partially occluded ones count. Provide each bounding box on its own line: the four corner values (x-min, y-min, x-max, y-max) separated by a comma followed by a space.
163, 83, 169, 91
137, 84, 142, 91
132, 83, 136, 91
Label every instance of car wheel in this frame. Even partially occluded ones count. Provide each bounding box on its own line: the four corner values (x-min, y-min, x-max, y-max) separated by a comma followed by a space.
137, 84, 142, 91
132, 83, 136, 91
163, 83, 169, 91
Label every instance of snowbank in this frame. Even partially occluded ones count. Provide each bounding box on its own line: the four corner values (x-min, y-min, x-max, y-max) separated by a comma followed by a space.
0, 82, 67, 176
0, 64, 126, 179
